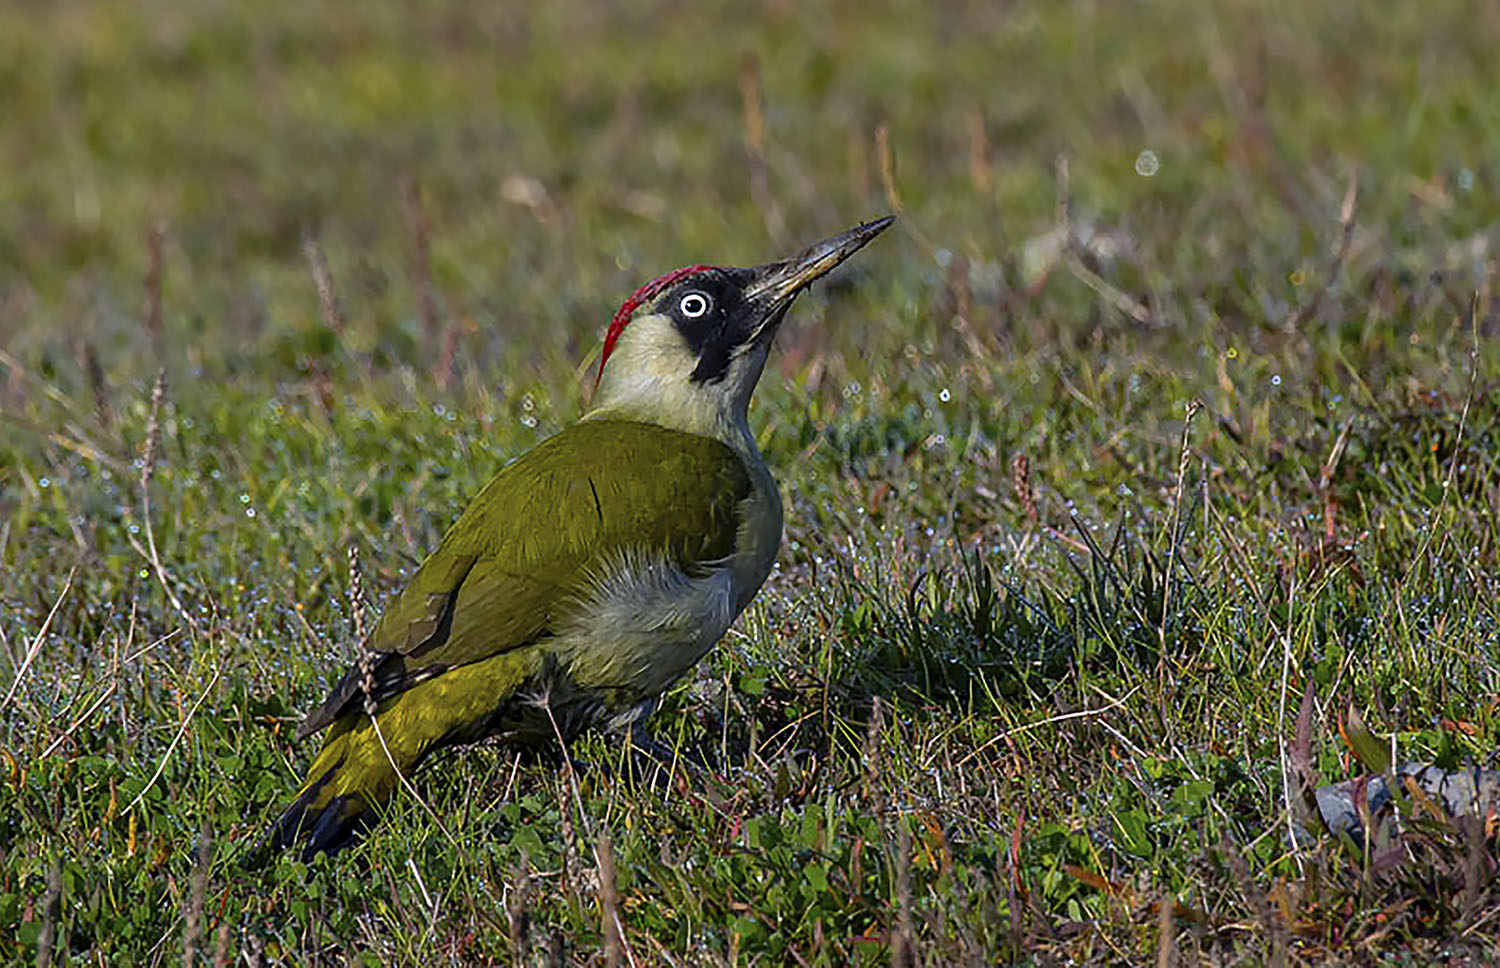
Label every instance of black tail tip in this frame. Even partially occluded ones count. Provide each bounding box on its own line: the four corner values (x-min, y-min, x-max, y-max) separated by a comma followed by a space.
248, 793, 375, 867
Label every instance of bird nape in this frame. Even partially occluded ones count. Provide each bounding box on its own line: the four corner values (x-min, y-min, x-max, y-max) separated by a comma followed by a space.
257, 217, 893, 862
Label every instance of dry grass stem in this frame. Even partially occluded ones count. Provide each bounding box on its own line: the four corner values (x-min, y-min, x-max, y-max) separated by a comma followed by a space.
1010, 452, 1038, 526
596, 832, 631, 968
143, 219, 165, 359
36, 860, 61, 968
739, 53, 785, 245
509, 851, 532, 963
965, 108, 991, 195
1161, 397, 1203, 651
891, 820, 915, 967
302, 236, 347, 336
39, 628, 179, 758
126, 667, 220, 813
2, 566, 74, 713
1156, 892, 1176, 968
1284, 167, 1359, 333
1064, 252, 1153, 325
182, 825, 212, 968
138, 369, 198, 634
400, 175, 441, 348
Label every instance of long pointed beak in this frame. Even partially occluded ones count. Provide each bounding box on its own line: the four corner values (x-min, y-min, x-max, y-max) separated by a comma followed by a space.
744, 216, 895, 313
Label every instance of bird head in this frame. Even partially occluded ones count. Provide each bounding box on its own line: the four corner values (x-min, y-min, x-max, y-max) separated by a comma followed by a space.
589, 217, 893, 439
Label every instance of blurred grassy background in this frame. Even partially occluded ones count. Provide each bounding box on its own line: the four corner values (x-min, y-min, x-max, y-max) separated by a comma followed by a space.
3, 0, 1499, 963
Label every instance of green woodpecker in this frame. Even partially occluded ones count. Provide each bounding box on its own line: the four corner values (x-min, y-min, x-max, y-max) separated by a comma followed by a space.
264, 217, 892, 858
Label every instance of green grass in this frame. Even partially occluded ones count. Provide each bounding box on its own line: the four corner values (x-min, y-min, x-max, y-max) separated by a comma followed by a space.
3, 0, 1499, 963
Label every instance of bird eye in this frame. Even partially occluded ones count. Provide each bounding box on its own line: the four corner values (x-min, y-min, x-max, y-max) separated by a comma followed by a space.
678, 291, 711, 318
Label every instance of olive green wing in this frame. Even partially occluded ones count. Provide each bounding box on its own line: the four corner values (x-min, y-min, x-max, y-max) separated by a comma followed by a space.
297, 420, 750, 739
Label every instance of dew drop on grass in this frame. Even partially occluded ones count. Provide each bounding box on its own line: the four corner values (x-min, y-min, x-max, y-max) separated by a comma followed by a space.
939, 388, 950, 402
1271, 374, 1282, 387
1134, 150, 1159, 177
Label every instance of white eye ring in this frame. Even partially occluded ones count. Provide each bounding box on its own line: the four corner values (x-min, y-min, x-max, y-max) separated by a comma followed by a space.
679, 291, 711, 318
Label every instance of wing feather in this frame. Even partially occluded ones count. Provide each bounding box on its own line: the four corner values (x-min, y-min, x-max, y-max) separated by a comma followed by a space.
297, 420, 750, 737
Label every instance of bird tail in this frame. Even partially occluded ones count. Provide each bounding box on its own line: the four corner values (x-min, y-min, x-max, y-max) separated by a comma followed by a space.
251, 649, 542, 865
257, 713, 412, 863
